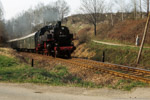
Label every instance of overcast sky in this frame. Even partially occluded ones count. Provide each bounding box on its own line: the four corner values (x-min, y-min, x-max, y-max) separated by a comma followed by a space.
1, 0, 81, 20
1, 0, 136, 20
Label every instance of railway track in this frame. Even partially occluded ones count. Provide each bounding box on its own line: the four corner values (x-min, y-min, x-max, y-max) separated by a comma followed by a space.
20, 52, 150, 84
55, 58, 150, 84
71, 58, 150, 77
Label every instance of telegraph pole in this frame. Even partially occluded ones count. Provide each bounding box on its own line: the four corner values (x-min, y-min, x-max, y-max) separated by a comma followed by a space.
137, 13, 150, 64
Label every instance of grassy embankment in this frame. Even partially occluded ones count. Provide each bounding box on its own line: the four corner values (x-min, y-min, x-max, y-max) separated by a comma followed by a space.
0, 54, 101, 88
88, 41, 150, 69
82, 41, 149, 90
0, 48, 148, 90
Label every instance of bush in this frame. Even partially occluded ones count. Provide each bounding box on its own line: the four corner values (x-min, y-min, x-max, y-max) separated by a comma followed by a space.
78, 33, 91, 44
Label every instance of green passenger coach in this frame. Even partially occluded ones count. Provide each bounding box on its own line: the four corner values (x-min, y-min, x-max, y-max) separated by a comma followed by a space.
8, 32, 36, 51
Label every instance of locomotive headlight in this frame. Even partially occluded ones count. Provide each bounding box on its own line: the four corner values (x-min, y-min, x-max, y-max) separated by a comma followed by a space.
47, 44, 50, 48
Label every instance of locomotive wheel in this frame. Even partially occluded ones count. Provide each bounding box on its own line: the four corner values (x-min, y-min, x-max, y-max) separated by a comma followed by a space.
52, 50, 57, 58
54, 50, 58, 58
67, 52, 71, 58
52, 53, 55, 57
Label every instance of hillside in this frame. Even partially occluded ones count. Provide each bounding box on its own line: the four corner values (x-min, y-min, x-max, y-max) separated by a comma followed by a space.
64, 14, 150, 45
65, 14, 150, 67
96, 19, 150, 45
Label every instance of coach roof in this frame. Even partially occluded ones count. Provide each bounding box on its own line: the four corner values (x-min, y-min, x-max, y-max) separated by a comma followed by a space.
8, 32, 36, 42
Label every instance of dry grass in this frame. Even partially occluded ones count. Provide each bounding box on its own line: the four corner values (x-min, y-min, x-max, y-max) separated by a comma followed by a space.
0, 48, 15, 58
72, 41, 95, 59
96, 19, 150, 45
19, 52, 120, 87
68, 17, 150, 46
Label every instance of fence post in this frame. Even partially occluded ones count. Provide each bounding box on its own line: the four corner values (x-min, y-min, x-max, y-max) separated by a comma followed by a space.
31, 59, 34, 67
102, 51, 105, 62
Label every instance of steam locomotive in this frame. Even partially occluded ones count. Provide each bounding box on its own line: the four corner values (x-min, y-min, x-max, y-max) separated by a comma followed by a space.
8, 21, 76, 58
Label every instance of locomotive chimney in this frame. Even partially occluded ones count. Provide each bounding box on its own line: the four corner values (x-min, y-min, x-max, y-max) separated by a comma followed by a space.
58, 21, 61, 28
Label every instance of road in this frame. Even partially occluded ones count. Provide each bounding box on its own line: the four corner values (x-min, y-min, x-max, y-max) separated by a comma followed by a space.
92, 40, 150, 48
0, 83, 150, 100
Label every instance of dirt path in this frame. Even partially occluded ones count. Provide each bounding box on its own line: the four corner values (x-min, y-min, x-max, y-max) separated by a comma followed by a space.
0, 83, 150, 100
92, 40, 150, 48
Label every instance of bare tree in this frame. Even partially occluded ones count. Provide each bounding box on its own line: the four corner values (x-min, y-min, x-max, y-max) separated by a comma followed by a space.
131, 0, 138, 19
134, 0, 137, 19
147, 0, 150, 16
55, 0, 70, 21
80, 0, 105, 36
0, 0, 6, 43
0, 0, 3, 20
115, 0, 126, 21
143, 0, 150, 16
140, 0, 143, 18
106, 0, 115, 26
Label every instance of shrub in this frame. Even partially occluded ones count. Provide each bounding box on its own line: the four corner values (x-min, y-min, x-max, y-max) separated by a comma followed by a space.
78, 33, 91, 44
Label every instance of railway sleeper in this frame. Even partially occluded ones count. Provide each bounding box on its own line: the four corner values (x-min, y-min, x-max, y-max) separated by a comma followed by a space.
57, 58, 150, 84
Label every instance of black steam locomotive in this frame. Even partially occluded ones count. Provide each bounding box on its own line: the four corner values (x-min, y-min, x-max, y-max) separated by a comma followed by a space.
8, 21, 76, 58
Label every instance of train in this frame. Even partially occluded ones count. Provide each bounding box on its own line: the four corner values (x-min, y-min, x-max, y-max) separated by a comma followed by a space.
8, 21, 76, 58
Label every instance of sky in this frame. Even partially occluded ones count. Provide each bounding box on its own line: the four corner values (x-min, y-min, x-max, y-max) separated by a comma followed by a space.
0, 0, 81, 20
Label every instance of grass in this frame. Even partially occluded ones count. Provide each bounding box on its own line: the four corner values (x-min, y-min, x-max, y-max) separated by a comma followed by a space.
89, 42, 150, 68
0, 55, 101, 88
85, 42, 150, 90
109, 79, 147, 91
0, 54, 148, 90
0, 55, 17, 67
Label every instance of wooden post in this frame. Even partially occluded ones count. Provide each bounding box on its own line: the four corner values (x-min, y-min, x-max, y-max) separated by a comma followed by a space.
111, 13, 114, 26
137, 13, 150, 64
31, 59, 34, 67
102, 51, 105, 62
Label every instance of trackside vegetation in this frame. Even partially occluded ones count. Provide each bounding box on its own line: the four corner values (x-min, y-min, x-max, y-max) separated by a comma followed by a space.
0, 55, 101, 88
109, 79, 147, 91
89, 42, 150, 69
0, 54, 148, 90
